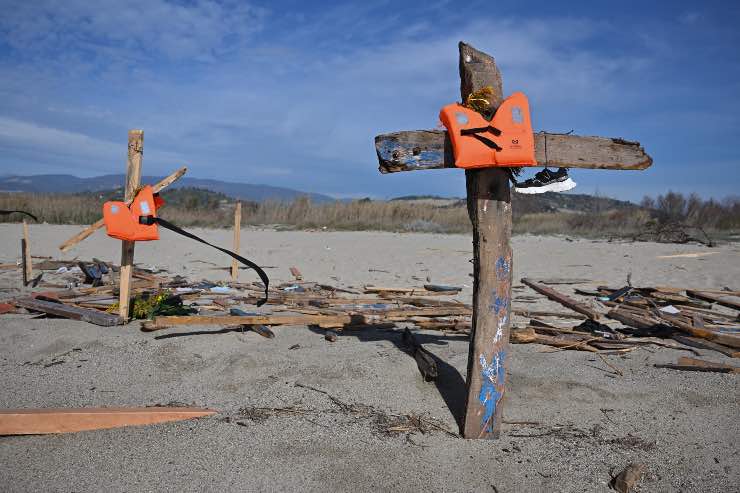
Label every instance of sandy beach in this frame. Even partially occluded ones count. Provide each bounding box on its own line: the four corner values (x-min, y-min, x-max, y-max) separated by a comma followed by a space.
0, 224, 738, 492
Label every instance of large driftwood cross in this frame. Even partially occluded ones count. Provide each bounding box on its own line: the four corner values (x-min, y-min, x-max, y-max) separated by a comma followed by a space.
374, 42, 652, 439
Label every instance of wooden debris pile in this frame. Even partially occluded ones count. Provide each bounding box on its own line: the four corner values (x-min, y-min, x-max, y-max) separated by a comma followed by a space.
511, 278, 739, 363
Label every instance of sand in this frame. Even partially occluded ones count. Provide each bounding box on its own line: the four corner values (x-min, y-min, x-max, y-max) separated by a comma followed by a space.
0, 224, 738, 492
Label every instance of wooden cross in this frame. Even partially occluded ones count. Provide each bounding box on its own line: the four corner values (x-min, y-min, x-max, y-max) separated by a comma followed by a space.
57, 131, 188, 321
373, 42, 652, 439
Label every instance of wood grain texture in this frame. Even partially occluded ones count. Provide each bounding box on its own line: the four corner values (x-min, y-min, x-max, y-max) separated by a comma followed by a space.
119, 130, 143, 321
459, 42, 512, 439
0, 407, 216, 435
58, 166, 187, 252
13, 297, 123, 326
686, 290, 740, 311
374, 131, 652, 173
231, 202, 242, 282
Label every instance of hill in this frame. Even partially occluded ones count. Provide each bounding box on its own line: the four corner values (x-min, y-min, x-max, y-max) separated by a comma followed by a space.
0, 174, 334, 203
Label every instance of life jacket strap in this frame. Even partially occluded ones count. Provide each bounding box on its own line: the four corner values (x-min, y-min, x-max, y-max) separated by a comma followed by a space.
138, 215, 269, 306
459, 125, 503, 151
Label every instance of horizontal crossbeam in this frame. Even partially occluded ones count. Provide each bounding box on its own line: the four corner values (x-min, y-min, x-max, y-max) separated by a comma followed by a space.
375, 130, 652, 173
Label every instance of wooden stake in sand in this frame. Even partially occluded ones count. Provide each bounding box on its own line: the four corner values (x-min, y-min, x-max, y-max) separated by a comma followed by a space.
21, 220, 32, 284
231, 201, 242, 282
373, 41, 652, 439
119, 130, 144, 321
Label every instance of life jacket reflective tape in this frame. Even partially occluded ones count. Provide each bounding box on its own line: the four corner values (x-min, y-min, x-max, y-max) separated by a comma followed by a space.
439, 91, 537, 169
103, 187, 269, 306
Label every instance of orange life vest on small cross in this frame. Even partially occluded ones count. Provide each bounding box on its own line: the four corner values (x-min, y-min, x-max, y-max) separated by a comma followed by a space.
439, 91, 537, 169
103, 185, 163, 241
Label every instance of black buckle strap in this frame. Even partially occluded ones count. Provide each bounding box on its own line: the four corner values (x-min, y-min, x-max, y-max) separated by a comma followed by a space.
138, 215, 269, 306
460, 125, 503, 150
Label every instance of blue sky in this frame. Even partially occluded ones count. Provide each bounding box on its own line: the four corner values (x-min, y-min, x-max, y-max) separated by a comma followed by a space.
0, 0, 738, 202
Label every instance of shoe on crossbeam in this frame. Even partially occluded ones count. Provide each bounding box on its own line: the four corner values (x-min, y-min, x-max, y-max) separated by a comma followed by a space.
513, 167, 576, 194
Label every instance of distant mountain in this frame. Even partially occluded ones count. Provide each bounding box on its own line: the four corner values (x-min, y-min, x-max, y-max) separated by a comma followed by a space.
392, 192, 637, 214
0, 174, 335, 203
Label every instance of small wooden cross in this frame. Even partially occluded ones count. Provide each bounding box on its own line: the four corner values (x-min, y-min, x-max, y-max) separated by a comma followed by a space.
374, 42, 652, 439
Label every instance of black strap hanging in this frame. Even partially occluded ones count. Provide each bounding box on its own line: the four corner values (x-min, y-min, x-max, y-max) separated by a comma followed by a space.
139, 215, 270, 306
0, 210, 38, 221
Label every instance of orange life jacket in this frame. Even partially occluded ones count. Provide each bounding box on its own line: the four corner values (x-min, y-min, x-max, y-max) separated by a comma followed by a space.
439, 91, 537, 169
103, 185, 164, 241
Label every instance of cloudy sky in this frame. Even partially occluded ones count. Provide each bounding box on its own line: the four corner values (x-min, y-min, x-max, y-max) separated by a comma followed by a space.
0, 0, 738, 201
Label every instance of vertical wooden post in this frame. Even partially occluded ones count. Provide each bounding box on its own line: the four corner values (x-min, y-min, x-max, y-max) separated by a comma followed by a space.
231, 201, 242, 282
459, 43, 513, 439
22, 220, 32, 285
119, 130, 143, 321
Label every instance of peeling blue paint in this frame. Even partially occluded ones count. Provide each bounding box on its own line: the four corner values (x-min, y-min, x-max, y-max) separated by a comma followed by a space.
478, 350, 506, 433
495, 256, 510, 281
491, 295, 507, 315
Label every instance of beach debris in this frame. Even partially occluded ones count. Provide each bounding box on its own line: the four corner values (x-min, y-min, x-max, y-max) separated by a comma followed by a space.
324, 330, 338, 342
402, 328, 438, 381
423, 284, 462, 292
12, 297, 123, 326
230, 308, 275, 338
610, 463, 646, 492
107, 291, 193, 320
521, 278, 601, 319
654, 356, 739, 374
0, 406, 216, 435
290, 266, 303, 281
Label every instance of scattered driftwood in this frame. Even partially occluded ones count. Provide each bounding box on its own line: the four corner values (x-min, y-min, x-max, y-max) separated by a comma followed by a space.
686, 290, 740, 311
521, 278, 601, 319
655, 357, 739, 374
12, 297, 123, 326
0, 407, 216, 435
672, 335, 739, 358
402, 328, 438, 381
610, 463, 646, 493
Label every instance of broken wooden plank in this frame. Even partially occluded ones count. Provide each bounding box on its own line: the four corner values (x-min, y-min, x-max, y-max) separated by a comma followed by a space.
672, 335, 739, 358
686, 290, 740, 311
12, 297, 123, 326
231, 201, 242, 282
142, 313, 357, 331
289, 267, 303, 281
58, 166, 188, 252
610, 463, 646, 493
0, 407, 216, 435
510, 327, 599, 352
511, 308, 588, 320
402, 328, 438, 381
521, 278, 601, 319
655, 357, 739, 374
375, 130, 652, 173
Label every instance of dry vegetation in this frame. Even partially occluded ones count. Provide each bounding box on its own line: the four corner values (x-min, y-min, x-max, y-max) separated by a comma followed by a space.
1, 190, 737, 243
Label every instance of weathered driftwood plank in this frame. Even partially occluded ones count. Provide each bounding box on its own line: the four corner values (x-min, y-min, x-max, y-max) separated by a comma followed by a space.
58, 166, 187, 252
686, 290, 740, 311
12, 297, 123, 326
654, 356, 739, 374
672, 335, 739, 358
459, 42, 512, 440
402, 328, 439, 381
0, 407, 216, 435
521, 278, 601, 320
375, 131, 652, 173
118, 130, 144, 322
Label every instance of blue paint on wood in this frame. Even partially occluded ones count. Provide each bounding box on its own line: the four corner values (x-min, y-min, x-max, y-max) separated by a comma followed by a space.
478, 350, 506, 433
491, 295, 507, 315
495, 256, 510, 281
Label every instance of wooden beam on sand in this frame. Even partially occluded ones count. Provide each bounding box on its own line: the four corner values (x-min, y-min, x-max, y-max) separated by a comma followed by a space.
375, 131, 652, 174
58, 166, 188, 252
521, 278, 601, 320
686, 290, 740, 311
0, 407, 216, 435
13, 297, 124, 326
654, 356, 739, 374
